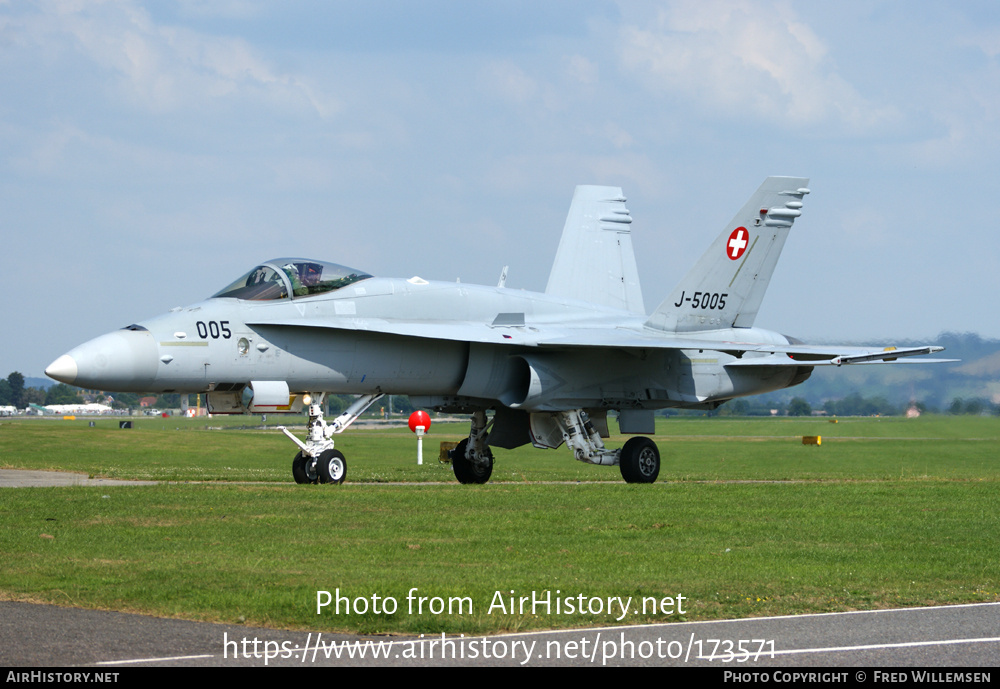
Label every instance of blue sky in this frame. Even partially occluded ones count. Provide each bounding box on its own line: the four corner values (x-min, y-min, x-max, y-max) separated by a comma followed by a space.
3, 1, 999, 378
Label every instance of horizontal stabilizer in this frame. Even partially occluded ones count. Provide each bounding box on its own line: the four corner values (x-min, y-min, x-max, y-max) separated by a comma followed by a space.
725, 346, 956, 367
830, 346, 947, 365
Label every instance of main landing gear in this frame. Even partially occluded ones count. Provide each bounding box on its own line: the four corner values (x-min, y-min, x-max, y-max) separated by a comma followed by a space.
552, 409, 660, 484
449, 408, 661, 485
449, 410, 494, 484
280, 392, 383, 485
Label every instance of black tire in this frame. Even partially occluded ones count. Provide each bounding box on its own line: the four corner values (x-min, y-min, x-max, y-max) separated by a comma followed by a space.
292, 452, 318, 484
619, 436, 660, 483
316, 449, 347, 484
451, 438, 494, 484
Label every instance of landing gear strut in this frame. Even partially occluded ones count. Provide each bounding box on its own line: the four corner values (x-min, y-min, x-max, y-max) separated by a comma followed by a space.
280, 392, 383, 485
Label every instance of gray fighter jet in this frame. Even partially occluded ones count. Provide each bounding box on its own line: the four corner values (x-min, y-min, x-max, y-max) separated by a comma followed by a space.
45, 177, 950, 485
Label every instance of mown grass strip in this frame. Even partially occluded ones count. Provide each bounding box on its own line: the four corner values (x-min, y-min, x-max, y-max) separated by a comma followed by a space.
1, 480, 997, 634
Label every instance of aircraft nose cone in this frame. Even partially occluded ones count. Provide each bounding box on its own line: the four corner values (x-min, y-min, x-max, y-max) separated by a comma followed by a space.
48, 329, 159, 391
45, 354, 79, 385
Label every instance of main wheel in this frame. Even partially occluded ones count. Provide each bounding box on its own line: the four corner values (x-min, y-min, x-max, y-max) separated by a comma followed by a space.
451, 438, 494, 484
619, 437, 660, 483
316, 449, 347, 484
292, 451, 318, 484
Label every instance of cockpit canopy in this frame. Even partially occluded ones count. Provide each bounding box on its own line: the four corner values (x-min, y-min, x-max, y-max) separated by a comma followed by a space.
211, 258, 373, 301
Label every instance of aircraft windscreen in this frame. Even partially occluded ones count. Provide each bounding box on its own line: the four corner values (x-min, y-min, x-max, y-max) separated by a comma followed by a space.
212, 265, 289, 300
211, 259, 372, 301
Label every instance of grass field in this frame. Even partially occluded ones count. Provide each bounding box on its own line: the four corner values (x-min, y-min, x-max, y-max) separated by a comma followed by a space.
1, 414, 998, 634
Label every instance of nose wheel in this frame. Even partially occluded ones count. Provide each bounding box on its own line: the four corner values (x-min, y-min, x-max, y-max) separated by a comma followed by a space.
291, 448, 346, 485
316, 449, 347, 484
292, 451, 319, 484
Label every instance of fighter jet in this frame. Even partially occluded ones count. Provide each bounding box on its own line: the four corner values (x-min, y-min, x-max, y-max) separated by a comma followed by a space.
45, 177, 950, 485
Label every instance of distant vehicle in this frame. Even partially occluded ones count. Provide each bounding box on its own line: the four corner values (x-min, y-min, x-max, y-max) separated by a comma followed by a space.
46, 177, 950, 484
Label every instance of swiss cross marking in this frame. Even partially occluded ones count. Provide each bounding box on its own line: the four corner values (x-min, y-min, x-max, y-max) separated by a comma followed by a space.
727, 227, 748, 260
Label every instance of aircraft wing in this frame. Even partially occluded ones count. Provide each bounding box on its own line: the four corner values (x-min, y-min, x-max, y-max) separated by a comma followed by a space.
534, 330, 955, 364
246, 316, 951, 364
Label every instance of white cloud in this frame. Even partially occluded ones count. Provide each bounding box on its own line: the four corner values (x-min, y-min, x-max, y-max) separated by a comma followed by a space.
565, 54, 599, 86
616, 0, 896, 132
20, 2, 337, 117
171, 0, 265, 21
479, 60, 540, 105
963, 25, 1000, 59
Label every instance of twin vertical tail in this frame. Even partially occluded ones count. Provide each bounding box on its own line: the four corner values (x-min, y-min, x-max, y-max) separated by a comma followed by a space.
645, 176, 810, 333
545, 185, 646, 315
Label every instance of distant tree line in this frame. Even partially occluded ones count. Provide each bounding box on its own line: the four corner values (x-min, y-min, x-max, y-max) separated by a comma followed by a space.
703, 392, 999, 417
0, 372, 86, 407
947, 397, 1000, 415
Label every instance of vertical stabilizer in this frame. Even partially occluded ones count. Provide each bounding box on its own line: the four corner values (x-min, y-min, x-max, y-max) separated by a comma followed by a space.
545, 185, 645, 314
646, 176, 809, 332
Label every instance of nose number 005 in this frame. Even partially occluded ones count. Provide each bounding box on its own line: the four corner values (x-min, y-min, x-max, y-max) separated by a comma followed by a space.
196, 320, 232, 339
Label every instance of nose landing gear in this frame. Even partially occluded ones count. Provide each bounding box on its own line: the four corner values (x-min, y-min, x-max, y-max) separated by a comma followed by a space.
280, 392, 384, 485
